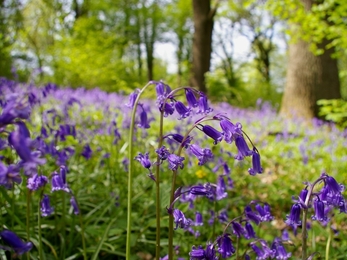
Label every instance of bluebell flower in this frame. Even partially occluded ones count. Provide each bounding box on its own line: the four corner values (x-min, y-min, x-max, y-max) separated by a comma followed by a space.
219, 119, 242, 144
248, 148, 263, 175
282, 229, 289, 241
125, 90, 139, 108
234, 136, 252, 160
201, 125, 223, 145
0, 162, 22, 189
51, 172, 70, 192
190, 183, 213, 198
138, 105, 150, 129
160, 101, 175, 117
185, 88, 199, 108
189, 245, 205, 259
168, 154, 185, 171
81, 144, 93, 160
255, 203, 273, 222
173, 209, 191, 229
271, 238, 292, 260
285, 203, 301, 234
27, 173, 49, 191
197, 94, 213, 114
155, 146, 170, 161
217, 234, 235, 258
175, 101, 191, 119
216, 175, 227, 200
0, 94, 31, 126
325, 175, 344, 194
244, 222, 256, 239
231, 221, 246, 237
0, 229, 33, 255
189, 144, 213, 165
135, 152, 152, 169
244, 205, 261, 225
218, 209, 228, 223
312, 199, 329, 224
155, 81, 171, 102
41, 194, 54, 217
195, 211, 203, 226
164, 133, 192, 148
70, 196, 79, 215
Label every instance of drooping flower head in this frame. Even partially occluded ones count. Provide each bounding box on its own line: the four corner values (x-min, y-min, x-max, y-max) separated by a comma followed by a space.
201, 125, 223, 145
217, 234, 235, 258
0, 229, 33, 255
167, 154, 185, 171
41, 194, 54, 217
248, 148, 263, 175
285, 203, 302, 234
189, 144, 214, 166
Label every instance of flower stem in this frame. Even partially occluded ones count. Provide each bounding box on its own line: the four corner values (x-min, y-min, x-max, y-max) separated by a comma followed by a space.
126, 82, 153, 259
326, 226, 332, 260
38, 193, 43, 260
235, 236, 240, 259
26, 190, 31, 260
78, 207, 87, 260
155, 111, 164, 259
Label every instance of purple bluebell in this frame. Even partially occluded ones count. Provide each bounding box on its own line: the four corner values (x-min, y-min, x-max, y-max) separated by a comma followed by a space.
216, 175, 227, 200
27, 174, 49, 191
325, 175, 344, 194
189, 245, 205, 259
164, 133, 193, 148
185, 88, 199, 108
0, 95, 31, 126
138, 105, 150, 129
167, 154, 185, 171
219, 119, 242, 144
0, 163, 22, 189
244, 205, 261, 225
81, 144, 93, 160
41, 194, 54, 217
255, 203, 273, 222
8, 124, 46, 171
195, 211, 203, 226
285, 203, 301, 234
173, 209, 191, 229
218, 209, 228, 223
296, 188, 308, 206
60, 165, 67, 185
155, 146, 170, 161
125, 90, 139, 108
312, 199, 329, 224
135, 152, 152, 169
271, 238, 291, 260
248, 148, 263, 175
282, 229, 289, 241
196, 94, 213, 114
155, 81, 171, 102
231, 221, 246, 237
201, 125, 223, 145
244, 222, 256, 239
189, 144, 213, 165
70, 196, 79, 215
217, 234, 235, 258
190, 183, 213, 198
0, 229, 33, 255
234, 136, 252, 160
160, 101, 175, 117
51, 172, 70, 192
175, 101, 191, 119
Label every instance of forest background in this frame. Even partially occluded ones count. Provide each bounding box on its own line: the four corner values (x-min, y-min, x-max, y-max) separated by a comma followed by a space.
1, 0, 347, 120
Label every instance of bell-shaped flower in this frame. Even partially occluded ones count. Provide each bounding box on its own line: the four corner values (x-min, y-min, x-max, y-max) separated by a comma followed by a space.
0, 229, 33, 255
41, 194, 54, 217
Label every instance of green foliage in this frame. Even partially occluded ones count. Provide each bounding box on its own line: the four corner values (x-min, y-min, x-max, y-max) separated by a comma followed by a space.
267, 0, 347, 53
317, 99, 347, 128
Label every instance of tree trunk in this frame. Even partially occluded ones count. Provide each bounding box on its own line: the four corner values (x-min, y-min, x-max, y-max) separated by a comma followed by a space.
280, 0, 340, 119
190, 0, 217, 94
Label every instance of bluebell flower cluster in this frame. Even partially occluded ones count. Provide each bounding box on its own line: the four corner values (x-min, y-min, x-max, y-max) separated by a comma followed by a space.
286, 173, 347, 235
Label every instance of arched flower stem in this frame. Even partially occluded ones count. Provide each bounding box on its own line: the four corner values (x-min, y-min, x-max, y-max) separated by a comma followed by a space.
126, 82, 153, 260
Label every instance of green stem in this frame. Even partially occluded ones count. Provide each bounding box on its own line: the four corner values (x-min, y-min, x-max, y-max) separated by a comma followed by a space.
38, 193, 43, 260
26, 190, 31, 260
126, 82, 153, 259
61, 192, 66, 259
78, 208, 87, 260
155, 111, 164, 259
235, 236, 240, 260
326, 226, 332, 260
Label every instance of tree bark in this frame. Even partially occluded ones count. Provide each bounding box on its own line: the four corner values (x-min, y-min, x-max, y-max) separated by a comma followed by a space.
190, 0, 217, 94
280, 0, 340, 119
